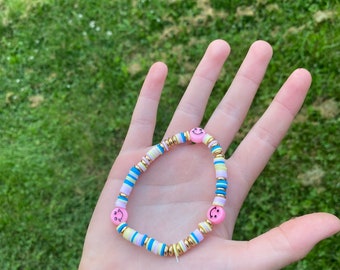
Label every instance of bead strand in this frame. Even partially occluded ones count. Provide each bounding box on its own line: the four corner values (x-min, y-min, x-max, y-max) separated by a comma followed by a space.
111, 128, 229, 258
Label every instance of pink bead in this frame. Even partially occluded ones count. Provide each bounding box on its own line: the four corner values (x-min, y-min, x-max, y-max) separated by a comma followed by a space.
190, 127, 206, 143
207, 205, 225, 224
111, 207, 128, 225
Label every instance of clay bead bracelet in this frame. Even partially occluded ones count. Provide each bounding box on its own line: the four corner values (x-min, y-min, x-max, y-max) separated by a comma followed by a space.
111, 127, 228, 258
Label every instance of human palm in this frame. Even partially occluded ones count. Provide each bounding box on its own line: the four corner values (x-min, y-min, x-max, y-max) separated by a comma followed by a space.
79, 40, 340, 270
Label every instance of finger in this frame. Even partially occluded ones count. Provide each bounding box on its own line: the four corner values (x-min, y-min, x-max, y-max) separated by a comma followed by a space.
164, 39, 230, 138
122, 62, 168, 151
238, 213, 340, 269
205, 40, 273, 150
229, 68, 311, 206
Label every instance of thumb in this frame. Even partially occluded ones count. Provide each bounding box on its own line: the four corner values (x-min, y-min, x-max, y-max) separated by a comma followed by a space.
243, 213, 340, 269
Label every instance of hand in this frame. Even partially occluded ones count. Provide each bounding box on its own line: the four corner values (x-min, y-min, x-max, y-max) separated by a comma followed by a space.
79, 40, 340, 270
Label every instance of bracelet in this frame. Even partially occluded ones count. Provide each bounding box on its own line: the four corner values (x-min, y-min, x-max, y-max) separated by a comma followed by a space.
111, 128, 228, 259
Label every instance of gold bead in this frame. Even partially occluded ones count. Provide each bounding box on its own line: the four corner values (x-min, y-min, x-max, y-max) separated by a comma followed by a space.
187, 235, 197, 246
140, 159, 149, 168
206, 219, 213, 227
164, 245, 169, 256
168, 245, 174, 256
184, 239, 190, 249
216, 193, 226, 198
184, 131, 190, 141
119, 192, 128, 198
213, 149, 223, 157
134, 165, 143, 173
143, 237, 150, 247
214, 154, 224, 158
120, 226, 127, 234
173, 243, 179, 257
172, 135, 178, 144
176, 243, 184, 256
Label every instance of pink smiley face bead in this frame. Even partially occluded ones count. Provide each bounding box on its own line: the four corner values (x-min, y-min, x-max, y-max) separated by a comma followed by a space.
111, 207, 128, 225
207, 206, 225, 224
190, 127, 206, 143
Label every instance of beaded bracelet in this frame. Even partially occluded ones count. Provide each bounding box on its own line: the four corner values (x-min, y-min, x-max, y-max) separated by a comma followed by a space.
111, 127, 228, 259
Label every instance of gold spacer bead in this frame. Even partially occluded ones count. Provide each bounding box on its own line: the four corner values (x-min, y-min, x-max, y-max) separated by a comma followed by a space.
198, 227, 205, 234
143, 237, 150, 247
140, 159, 149, 168
184, 239, 190, 249
188, 235, 197, 247
216, 193, 227, 198
167, 138, 173, 146
176, 243, 184, 256
217, 177, 227, 181
119, 192, 128, 198
206, 219, 213, 227
213, 150, 223, 157
120, 226, 128, 234
172, 135, 178, 144
134, 165, 143, 173
163, 245, 169, 256
168, 245, 174, 257
214, 154, 225, 158
184, 131, 190, 141
144, 155, 152, 164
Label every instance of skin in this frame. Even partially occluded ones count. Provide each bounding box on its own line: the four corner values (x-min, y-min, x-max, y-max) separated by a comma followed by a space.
79, 40, 340, 270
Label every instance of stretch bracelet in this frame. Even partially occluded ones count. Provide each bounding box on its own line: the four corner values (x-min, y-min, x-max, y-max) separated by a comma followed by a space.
111, 127, 228, 259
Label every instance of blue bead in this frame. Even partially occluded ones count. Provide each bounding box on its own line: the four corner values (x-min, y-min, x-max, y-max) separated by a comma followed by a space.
118, 195, 128, 202
124, 179, 135, 187
147, 238, 155, 251
211, 145, 222, 153
215, 189, 227, 196
131, 167, 141, 176
156, 144, 165, 154
160, 243, 166, 256
140, 234, 148, 246
131, 231, 138, 243
190, 232, 199, 244
117, 222, 127, 233
180, 132, 186, 143
127, 173, 137, 180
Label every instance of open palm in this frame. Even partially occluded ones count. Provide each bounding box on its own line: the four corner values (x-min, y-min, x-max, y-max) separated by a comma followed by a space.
79, 40, 340, 270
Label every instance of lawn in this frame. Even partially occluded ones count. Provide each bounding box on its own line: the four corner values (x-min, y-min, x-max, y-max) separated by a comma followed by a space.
0, 0, 339, 269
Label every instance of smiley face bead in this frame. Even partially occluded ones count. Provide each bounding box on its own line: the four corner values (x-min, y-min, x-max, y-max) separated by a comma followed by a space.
111, 207, 128, 225
190, 127, 206, 143
207, 205, 225, 224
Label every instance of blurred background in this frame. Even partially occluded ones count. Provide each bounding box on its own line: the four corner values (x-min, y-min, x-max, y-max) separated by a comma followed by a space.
0, 0, 339, 269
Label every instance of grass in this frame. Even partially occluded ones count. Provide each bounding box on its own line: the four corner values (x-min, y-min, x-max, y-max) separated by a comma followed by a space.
0, 0, 339, 269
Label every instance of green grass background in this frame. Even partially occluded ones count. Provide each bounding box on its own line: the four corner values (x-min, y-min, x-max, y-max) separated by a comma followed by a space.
0, 0, 339, 269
